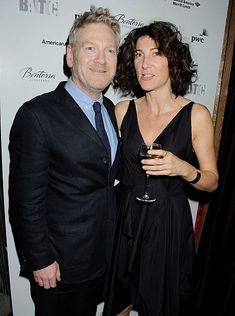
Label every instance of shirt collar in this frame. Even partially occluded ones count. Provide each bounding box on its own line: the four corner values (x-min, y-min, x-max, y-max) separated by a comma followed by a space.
65, 78, 103, 109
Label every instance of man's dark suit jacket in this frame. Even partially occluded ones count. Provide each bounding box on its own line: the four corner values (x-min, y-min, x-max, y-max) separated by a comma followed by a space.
9, 81, 120, 283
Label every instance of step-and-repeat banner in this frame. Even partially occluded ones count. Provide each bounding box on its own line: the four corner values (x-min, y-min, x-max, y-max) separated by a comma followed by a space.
0, 1, 229, 315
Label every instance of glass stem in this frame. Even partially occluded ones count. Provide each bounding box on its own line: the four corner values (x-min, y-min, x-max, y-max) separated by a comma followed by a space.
143, 173, 150, 198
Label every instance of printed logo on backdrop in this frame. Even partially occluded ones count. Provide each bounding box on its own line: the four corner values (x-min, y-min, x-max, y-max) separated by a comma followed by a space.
114, 14, 144, 29
19, 67, 56, 82
74, 13, 144, 30
172, 0, 201, 9
42, 39, 65, 47
19, 0, 59, 16
74, 5, 144, 31
191, 28, 208, 44
187, 83, 206, 96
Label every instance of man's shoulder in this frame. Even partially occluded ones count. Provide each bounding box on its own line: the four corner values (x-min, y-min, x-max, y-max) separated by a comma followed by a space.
30, 81, 66, 102
21, 81, 67, 111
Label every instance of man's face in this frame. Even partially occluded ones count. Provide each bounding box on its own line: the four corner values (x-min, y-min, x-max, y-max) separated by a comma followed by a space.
66, 23, 118, 99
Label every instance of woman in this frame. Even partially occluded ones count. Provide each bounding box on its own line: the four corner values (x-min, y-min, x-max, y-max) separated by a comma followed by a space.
104, 22, 218, 316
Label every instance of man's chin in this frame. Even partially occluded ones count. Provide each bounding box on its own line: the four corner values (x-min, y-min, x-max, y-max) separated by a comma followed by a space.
91, 82, 112, 92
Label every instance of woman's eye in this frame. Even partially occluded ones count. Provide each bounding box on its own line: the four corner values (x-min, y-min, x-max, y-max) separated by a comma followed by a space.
153, 49, 159, 56
134, 51, 142, 58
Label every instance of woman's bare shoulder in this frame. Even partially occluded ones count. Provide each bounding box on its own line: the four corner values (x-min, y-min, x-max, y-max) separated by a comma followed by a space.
115, 99, 132, 128
191, 102, 212, 120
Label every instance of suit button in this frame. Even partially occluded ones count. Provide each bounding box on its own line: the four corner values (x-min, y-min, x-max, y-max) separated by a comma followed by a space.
102, 157, 108, 164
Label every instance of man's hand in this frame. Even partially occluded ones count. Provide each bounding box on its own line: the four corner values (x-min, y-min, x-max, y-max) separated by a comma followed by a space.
33, 261, 61, 289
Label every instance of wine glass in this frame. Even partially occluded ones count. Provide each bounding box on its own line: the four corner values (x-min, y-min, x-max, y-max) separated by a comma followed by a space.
136, 142, 162, 203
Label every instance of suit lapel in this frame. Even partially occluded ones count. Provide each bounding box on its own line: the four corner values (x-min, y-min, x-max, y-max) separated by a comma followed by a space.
54, 82, 121, 176
54, 82, 106, 147
54, 83, 119, 153
103, 97, 121, 169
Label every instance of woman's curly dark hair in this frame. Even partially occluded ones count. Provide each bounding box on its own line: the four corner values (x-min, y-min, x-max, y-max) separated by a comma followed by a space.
113, 21, 197, 97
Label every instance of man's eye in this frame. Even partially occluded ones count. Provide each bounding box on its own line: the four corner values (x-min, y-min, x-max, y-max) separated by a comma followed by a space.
106, 48, 116, 55
85, 46, 96, 52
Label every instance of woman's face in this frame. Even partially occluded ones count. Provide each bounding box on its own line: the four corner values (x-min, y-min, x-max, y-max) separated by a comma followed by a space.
134, 35, 171, 93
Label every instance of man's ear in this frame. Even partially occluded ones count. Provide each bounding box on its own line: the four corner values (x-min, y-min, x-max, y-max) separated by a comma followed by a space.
66, 45, 73, 68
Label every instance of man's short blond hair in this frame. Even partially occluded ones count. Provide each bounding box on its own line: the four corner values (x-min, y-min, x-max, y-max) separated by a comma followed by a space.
68, 7, 120, 48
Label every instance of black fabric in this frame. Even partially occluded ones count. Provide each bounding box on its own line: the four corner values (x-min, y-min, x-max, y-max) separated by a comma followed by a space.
30, 274, 105, 316
8, 82, 120, 284
193, 43, 235, 316
104, 100, 196, 316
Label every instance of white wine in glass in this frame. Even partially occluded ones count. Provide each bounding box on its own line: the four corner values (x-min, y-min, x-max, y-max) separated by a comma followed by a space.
136, 142, 162, 203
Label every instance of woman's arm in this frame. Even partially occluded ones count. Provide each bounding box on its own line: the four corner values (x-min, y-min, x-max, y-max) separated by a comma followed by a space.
142, 103, 219, 192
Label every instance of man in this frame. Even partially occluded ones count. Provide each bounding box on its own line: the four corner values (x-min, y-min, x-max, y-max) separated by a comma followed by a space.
9, 7, 120, 316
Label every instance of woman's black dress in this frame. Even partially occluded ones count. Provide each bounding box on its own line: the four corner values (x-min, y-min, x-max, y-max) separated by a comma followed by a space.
104, 100, 196, 316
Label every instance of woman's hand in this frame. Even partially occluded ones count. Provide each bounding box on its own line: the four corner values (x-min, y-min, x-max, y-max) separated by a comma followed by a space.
141, 149, 191, 178
141, 148, 218, 192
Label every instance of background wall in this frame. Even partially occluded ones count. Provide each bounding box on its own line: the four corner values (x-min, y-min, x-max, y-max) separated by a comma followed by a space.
0, 1, 229, 315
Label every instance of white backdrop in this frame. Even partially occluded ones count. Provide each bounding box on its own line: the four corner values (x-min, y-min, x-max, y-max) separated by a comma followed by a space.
0, 1, 229, 315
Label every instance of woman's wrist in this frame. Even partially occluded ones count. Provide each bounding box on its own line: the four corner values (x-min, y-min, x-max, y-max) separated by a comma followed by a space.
188, 169, 201, 184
